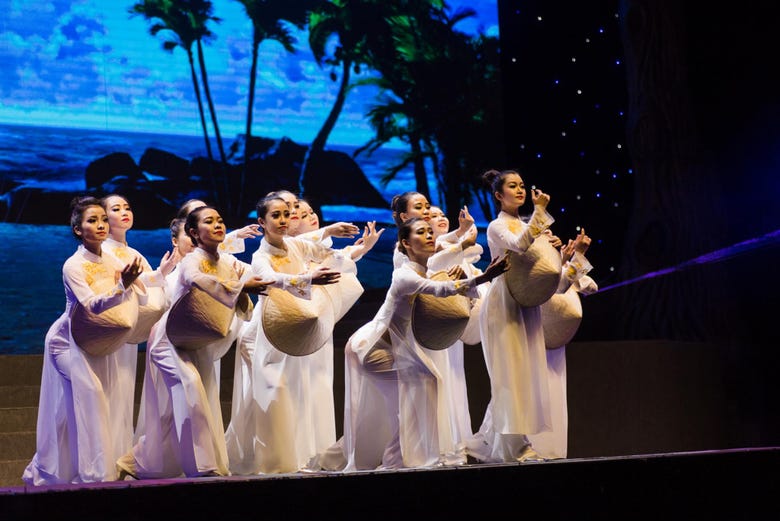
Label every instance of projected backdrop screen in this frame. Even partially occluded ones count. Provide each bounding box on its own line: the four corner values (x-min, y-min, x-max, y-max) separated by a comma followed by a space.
0, 0, 501, 225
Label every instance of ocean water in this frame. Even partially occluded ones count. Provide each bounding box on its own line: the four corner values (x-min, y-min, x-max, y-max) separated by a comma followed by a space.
0, 123, 491, 354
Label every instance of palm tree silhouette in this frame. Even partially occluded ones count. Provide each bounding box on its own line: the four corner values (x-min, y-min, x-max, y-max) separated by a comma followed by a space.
234, 0, 319, 217
354, 3, 499, 221
299, 0, 378, 208
129, 0, 228, 209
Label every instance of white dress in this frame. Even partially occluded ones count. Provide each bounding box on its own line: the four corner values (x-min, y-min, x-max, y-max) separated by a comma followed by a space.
117, 247, 252, 478
339, 258, 480, 470
467, 206, 556, 462
527, 271, 598, 459
23, 245, 142, 485
225, 236, 356, 474
423, 227, 486, 464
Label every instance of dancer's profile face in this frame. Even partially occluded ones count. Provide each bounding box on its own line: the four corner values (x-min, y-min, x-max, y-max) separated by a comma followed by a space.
260, 199, 291, 240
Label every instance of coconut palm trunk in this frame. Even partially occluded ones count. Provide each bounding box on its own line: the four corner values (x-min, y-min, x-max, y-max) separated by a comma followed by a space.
299, 58, 352, 200
239, 39, 260, 217
187, 48, 213, 163
196, 39, 229, 211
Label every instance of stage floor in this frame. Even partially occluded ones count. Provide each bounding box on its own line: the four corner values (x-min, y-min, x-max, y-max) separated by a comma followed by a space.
2, 447, 777, 520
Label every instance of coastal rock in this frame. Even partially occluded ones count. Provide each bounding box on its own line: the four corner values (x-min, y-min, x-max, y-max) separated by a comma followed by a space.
85, 152, 141, 190
1, 135, 390, 228
139, 148, 191, 182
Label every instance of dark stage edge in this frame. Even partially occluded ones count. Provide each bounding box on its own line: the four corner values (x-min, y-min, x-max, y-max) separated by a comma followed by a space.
2, 447, 777, 520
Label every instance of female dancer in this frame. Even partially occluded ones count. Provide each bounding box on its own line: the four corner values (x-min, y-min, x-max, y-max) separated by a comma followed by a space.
336, 217, 509, 471
225, 195, 363, 475
23, 196, 144, 484
101, 194, 180, 344
177, 198, 262, 255
116, 205, 270, 479
466, 168, 556, 463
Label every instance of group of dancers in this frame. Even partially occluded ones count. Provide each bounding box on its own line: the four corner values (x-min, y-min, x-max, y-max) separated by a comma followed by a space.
22, 168, 596, 485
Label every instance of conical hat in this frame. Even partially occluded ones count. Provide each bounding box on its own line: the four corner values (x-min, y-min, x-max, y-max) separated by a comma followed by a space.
363, 331, 396, 379
460, 296, 483, 345
167, 287, 236, 351
262, 286, 335, 356
506, 236, 562, 307
411, 271, 471, 350
70, 277, 139, 357
541, 286, 583, 349
128, 286, 167, 344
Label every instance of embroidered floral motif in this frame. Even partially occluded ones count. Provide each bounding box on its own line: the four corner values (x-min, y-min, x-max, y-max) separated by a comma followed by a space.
287, 277, 308, 297
113, 246, 131, 261
453, 280, 469, 295
200, 258, 218, 275
507, 220, 522, 235
270, 255, 291, 271
82, 261, 108, 287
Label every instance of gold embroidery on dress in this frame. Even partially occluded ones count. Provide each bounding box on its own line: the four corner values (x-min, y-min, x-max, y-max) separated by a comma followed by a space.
113, 246, 131, 261
200, 258, 218, 275
82, 261, 108, 287
270, 255, 291, 271
453, 280, 469, 295
507, 220, 522, 235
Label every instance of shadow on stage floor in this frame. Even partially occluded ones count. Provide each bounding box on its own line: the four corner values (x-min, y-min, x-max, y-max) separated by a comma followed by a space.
2, 447, 777, 520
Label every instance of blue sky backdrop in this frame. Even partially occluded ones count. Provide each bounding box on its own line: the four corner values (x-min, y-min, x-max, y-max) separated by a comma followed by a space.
0, 0, 499, 147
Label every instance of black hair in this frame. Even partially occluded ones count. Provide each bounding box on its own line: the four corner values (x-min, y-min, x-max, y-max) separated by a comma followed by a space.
390, 191, 426, 227
255, 196, 288, 221
99, 193, 129, 210
169, 217, 186, 242
184, 205, 218, 247
69, 195, 103, 241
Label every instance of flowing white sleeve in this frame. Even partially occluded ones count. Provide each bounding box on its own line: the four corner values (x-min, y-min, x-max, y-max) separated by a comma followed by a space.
395, 266, 479, 299
491, 207, 555, 254
250, 250, 314, 299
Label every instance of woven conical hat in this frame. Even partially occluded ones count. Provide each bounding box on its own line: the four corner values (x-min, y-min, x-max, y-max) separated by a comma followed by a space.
262, 286, 335, 356
541, 286, 583, 349
167, 287, 236, 351
411, 271, 471, 350
506, 236, 562, 307
71, 278, 139, 357
128, 286, 166, 344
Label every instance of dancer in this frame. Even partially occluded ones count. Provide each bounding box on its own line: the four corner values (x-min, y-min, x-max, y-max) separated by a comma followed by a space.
466, 168, 557, 463
23, 196, 145, 485
116, 205, 270, 479
101, 193, 180, 345
225, 195, 364, 474
335, 217, 509, 471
